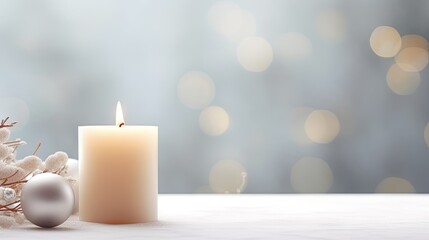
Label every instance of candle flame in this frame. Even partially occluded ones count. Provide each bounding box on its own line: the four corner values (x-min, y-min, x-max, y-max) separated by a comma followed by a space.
116, 101, 125, 127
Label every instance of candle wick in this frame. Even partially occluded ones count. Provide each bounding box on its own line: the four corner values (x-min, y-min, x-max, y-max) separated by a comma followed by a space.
119, 123, 125, 128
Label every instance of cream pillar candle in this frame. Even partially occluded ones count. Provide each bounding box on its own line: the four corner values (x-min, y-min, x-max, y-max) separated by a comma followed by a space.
79, 102, 158, 224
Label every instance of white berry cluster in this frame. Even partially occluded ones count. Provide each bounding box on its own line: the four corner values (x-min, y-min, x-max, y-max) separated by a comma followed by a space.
0, 120, 78, 228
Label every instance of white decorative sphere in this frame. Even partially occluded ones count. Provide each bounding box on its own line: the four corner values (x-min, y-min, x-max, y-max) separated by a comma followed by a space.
21, 173, 74, 228
3, 188, 16, 202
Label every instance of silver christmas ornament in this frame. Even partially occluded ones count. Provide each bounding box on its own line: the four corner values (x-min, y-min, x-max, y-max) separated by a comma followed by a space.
21, 173, 74, 228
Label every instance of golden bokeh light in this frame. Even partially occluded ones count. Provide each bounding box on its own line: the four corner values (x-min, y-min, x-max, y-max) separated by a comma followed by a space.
278, 32, 312, 61
209, 159, 247, 193
316, 9, 347, 43
290, 157, 333, 193
199, 106, 230, 136
177, 71, 215, 109
208, 2, 256, 42
375, 177, 415, 193
370, 26, 401, 57
424, 122, 429, 148
400, 34, 428, 50
208, 1, 243, 38
229, 10, 256, 43
394, 47, 429, 72
304, 110, 340, 144
386, 64, 421, 95
237, 36, 273, 72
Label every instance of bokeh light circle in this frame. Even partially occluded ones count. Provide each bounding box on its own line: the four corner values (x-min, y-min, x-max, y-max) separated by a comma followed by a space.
237, 36, 273, 72
370, 26, 401, 57
375, 177, 415, 193
400, 34, 428, 50
304, 110, 340, 143
208, 1, 243, 38
199, 106, 230, 136
386, 64, 420, 95
290, 157, 333, 193
394, 47, 429, 72
424, 122, 429, 148
209, 159, 247, 193
278, 32, 312, 61
316, 9, 347, 43
229, 10, 256, 43
208, 2, 256, 42
177, 71, 215, 109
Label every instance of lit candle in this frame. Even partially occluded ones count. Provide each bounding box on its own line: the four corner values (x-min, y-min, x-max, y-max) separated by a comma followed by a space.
79, 102, 158, 224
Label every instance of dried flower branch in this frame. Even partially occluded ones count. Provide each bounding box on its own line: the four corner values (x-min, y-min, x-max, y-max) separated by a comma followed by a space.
0, 200, 21, 212
32, 143, 41, 156
0, 117, 17, 129
0, 170, 20, 185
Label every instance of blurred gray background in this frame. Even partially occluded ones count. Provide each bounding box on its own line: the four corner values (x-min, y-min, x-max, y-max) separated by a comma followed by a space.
1, 0, 429, 193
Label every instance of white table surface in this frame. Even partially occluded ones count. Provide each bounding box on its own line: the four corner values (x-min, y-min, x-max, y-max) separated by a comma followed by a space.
3, 194, 429, 239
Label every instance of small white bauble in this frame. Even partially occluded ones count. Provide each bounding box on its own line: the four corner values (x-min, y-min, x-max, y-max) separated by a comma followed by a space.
3, 188, 16, 202
21, 173, 74, 228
